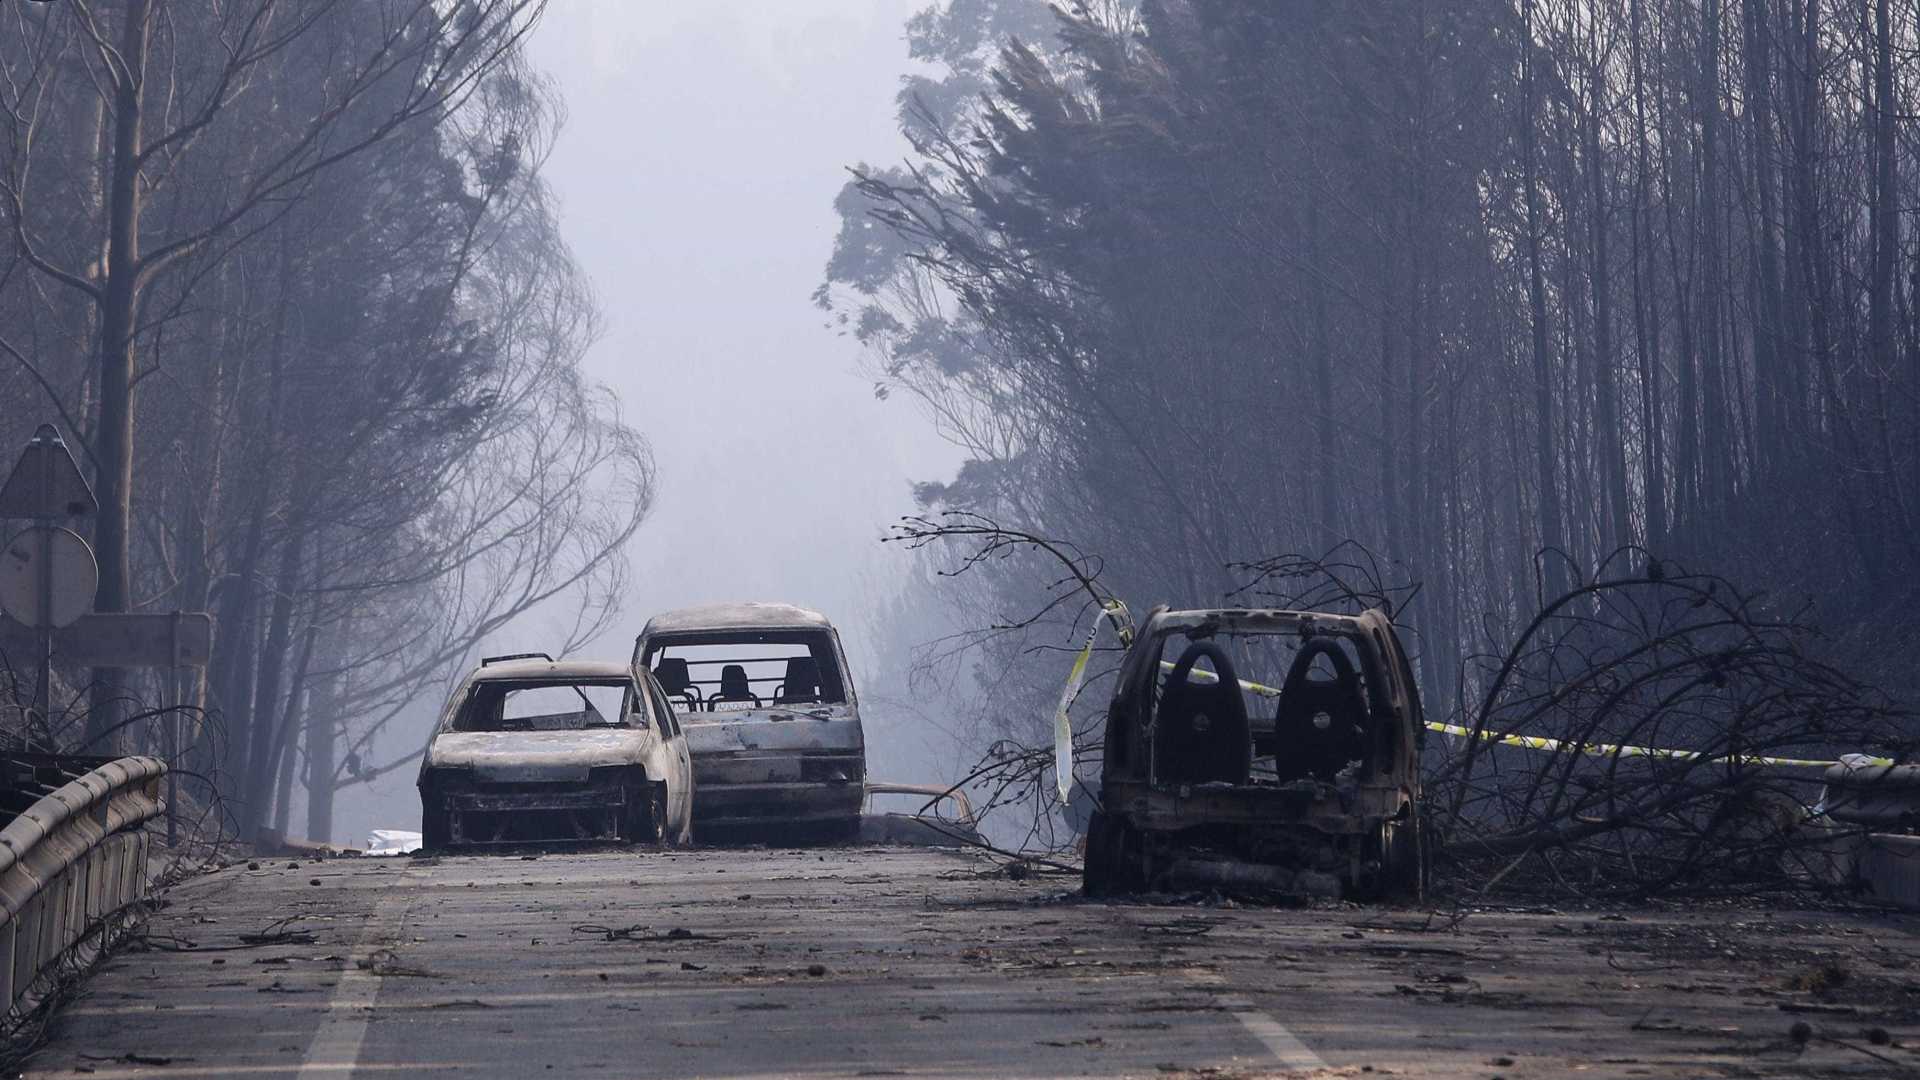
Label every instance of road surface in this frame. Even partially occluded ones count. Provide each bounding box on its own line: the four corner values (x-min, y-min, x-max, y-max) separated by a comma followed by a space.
21, 845, 1920, 1077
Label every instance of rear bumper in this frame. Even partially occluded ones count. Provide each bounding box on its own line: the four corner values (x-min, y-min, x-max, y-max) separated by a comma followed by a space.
691, 750, 864, 825
692, 782, 863, 825
1103, 778, 1408, 834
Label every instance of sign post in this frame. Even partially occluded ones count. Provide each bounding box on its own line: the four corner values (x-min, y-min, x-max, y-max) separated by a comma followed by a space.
0, 425, 210, 843
0, 426, 99, 731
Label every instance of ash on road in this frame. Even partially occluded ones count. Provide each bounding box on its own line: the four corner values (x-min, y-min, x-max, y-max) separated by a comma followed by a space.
23, 846, 1920, 1078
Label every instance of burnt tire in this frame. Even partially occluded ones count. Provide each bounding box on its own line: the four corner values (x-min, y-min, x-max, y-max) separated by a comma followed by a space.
1391, 814, 1428, 901
623, 783, 667, 847
1364, 814, 1424, 902
1083, 812, 1147, 897
1082, 812, 1113, 896
421, 804, 451, 850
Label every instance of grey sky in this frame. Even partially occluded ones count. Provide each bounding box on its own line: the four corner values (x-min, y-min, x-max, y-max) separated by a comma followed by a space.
331, 2, 962, 843
527, 2, 955, 628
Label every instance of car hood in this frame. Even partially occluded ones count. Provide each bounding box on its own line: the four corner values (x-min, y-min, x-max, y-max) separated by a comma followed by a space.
426, 729, 651, 779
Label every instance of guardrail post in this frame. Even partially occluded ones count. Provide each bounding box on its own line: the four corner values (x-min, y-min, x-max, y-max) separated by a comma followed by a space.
0, 911, 13, 1010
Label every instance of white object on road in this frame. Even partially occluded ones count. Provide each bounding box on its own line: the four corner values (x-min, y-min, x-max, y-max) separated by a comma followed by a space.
365, 829, 422, 855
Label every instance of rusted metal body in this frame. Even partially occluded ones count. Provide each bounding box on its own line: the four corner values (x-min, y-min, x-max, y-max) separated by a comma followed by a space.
860, 781, 982, 846
1085, 607, 1424, 901
634, 603, 866, 837
416, 657, 694, 849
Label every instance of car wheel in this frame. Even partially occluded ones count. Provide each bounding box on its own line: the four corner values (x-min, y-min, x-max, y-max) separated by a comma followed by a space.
421, 804, 451, 850
1381, 814, 1425, 902
1085, 812, 1147, 896
1361, 815, 1422, 902
1083, 812, 1113, 897
624, 783, 666, 847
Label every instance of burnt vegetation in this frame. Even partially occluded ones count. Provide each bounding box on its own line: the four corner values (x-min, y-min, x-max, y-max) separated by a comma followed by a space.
0, 2, 648, 846
831, 0, 1920, 901
1432, 550, 1912, 900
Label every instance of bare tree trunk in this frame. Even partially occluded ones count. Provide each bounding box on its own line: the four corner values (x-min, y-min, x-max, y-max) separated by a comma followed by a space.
86, 0, 153, 748
1630, 0, 1666, 548
1307, 209, 1339, 548
270, 623, 316, 838
1521, 0, 1565, 595
242, 528, 303, 839
1587, 97, 1631, 550
304, 668, 337, 845
1696, 0, 1731, 513
1870, 0, 1898, 425
1743, 0, 1788, 474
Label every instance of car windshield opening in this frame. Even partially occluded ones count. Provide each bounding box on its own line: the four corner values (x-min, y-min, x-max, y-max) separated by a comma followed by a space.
643, 630, 846, 717
453, 679, 635, 733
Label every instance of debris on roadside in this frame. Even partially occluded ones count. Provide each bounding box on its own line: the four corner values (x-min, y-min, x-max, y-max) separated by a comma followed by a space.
357, 949, 439, 978
571, 924, 724, 943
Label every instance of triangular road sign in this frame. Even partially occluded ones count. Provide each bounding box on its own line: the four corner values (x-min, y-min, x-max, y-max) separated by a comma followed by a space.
0, 425, 97, 519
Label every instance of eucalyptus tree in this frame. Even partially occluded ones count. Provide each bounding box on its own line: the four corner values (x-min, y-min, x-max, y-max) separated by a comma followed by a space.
0, 0, 548, 742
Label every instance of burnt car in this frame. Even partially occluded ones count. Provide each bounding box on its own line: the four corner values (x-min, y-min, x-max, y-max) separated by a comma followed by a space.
633, 603, 865, 839
1084, 607, 1424, 901
416, 654, 694, 849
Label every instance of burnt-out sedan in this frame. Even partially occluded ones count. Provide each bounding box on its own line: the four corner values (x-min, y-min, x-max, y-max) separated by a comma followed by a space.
1084, 607, 1425, 901
416, 654, 693, 849
634, 603, 866, 840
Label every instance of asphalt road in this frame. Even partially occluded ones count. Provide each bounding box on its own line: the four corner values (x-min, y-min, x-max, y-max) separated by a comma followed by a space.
20, 845, 1920, 1078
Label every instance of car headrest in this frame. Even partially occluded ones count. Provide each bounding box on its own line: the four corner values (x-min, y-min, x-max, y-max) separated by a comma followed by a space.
1154, 640, 1252, 785
781, 656, 821, 696
719, 664, 751, 698
654, 658, 692, 694
1274, 637, 1369, 781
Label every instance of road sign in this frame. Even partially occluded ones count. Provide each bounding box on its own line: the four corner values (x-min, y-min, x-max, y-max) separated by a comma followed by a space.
74, 612, 209, 667
0, 425, 96, 520
0, 526, 97, 629
49, 612, 211, 668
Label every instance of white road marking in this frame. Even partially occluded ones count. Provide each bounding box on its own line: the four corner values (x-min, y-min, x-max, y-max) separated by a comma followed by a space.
1218, 994, 1330, 1071
1111, 903, 1332, 1072
295, 871, 422, 1079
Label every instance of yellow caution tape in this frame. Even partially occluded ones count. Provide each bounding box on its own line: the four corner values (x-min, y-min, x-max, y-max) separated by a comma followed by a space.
1163, 660, 1282, 698
1054, 601, 1135, 804
1160, 661, 1884, 770
1053, 622, 1101, 805
1421, 721, 1890, 769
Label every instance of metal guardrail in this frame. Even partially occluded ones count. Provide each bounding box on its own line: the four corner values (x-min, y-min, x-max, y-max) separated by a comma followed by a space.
1815, 762, 1920, 908
0, 756, 165, 1014
1822, 761, 1920, 831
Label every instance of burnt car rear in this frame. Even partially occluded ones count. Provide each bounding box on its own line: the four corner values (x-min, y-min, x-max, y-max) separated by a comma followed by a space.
634, 603, 866, 840
416, 655, 694, 849
1084, 607, 1424, 901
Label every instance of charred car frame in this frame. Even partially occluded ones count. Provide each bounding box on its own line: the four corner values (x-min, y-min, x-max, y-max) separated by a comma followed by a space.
1084, 607, 1424, 901
634, 603, 866, 840
417, 655, 694, 849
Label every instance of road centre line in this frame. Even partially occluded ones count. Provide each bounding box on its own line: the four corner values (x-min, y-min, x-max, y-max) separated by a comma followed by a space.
1217, 993, 1330, 1071
296, 869, 423, 1079
1110, 903, 1331, 1072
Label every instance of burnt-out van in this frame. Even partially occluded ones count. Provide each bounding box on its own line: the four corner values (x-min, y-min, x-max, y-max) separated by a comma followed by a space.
634, 603, 865, 840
